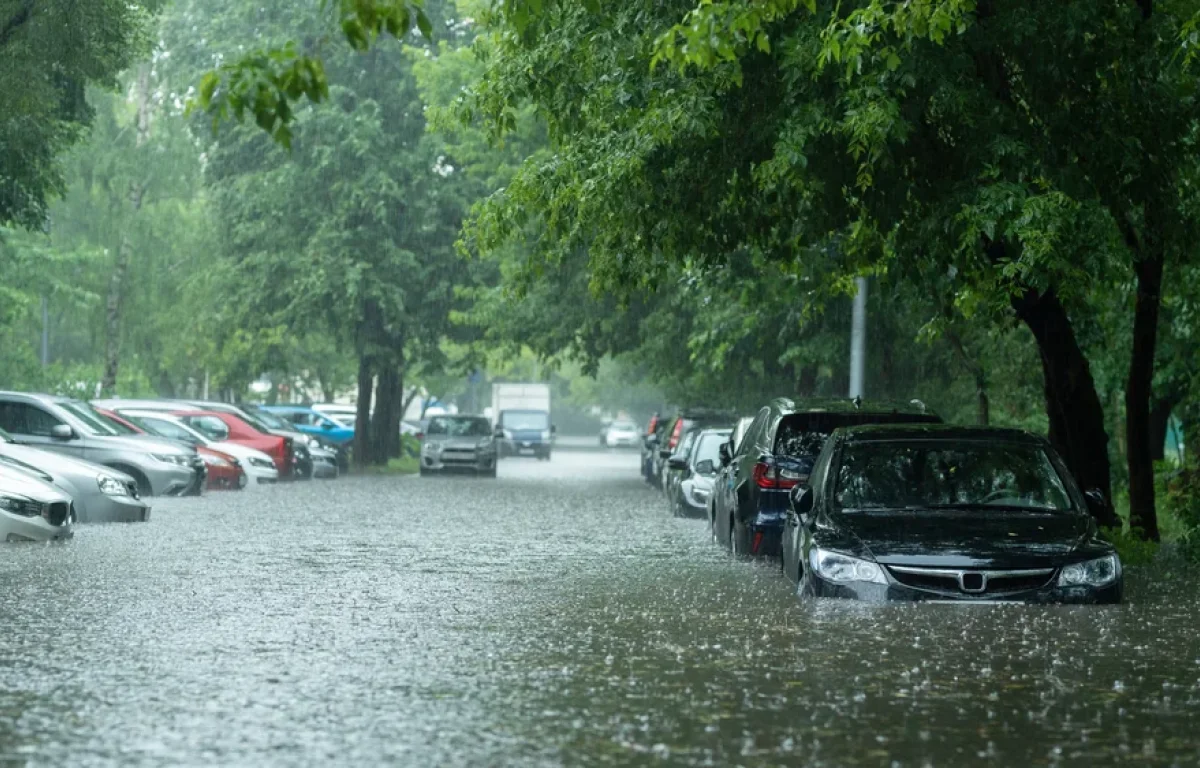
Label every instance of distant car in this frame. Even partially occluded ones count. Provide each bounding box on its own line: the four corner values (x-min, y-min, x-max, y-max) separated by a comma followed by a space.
781, 424, 1122, 604
313, 403, 359, 426
712, 398, 941, 558
654, 409, 737, 490
640, 414, 665, 485
99, 410, 246, 491
0, 392, 202, 498
169, 410, 296, 478
112, 410, 279, 485
94, 398, 316, 480
258, 405, 351, 472
420, 415, 500, 477
603, 420, 640, 448
0, 464, 74, 541
0, 428, 149, 523
666, 428, 731, 518
497, 409, 555, 460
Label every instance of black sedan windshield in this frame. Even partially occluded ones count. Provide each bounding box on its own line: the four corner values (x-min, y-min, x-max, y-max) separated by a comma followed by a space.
835, 440, 1073, 513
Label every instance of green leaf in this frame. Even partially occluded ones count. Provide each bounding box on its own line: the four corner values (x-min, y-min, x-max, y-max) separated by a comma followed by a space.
416, 8, 432, 39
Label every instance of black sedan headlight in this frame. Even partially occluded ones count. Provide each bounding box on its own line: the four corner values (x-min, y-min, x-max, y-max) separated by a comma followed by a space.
809, 548, 887, 584
1057, 554, 1120, 587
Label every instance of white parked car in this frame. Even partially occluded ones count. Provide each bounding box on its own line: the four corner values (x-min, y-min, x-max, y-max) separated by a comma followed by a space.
0, 464, 74, 542
115, 410, 281, 485
604, 420, 641, 448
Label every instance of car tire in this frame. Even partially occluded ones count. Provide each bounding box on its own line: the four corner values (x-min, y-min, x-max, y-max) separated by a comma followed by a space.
730, 516, 750, 558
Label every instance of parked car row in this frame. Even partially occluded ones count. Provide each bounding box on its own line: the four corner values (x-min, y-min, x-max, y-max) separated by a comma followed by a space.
643, 397, 1124, 604
0, 392, 354, 543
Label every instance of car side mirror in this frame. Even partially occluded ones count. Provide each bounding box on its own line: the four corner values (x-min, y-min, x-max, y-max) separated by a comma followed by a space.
1084, 489, 1109, 518
493, 426, 505, 439
718, 442, 731, 466
790, 484, 814, 522
658, 448, 671, 459
694, 459, 715, 476
667, 455, 688, 471
51, 424, 75, 440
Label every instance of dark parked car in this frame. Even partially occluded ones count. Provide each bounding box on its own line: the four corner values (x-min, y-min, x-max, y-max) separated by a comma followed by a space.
666, 428, 731, 518
712, 398, 941, 557
640, 413, 666, 486
781, 424, 1122, 604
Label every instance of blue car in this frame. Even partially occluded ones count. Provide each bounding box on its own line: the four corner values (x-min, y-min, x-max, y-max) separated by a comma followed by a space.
710, 398, 942, 558
259, 406, 355, 447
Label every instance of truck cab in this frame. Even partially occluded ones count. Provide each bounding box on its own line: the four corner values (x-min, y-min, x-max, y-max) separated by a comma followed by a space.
498, 409, 555, 460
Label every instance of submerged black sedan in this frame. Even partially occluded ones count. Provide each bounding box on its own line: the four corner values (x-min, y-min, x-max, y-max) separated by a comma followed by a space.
781, 425, 1122, 603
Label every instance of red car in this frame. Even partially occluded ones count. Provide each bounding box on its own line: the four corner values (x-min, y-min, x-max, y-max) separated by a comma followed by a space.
171, 410, 294, 477
98, 409, 246, 491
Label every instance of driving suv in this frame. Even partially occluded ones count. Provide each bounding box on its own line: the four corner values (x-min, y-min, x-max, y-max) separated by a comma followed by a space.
0, 392, 201, 497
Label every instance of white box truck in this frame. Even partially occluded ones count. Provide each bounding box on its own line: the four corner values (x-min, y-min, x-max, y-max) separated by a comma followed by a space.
492, 382, 554, 460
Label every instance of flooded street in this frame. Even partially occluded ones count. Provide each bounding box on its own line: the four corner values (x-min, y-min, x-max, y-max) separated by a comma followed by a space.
3, 444, 1200, 766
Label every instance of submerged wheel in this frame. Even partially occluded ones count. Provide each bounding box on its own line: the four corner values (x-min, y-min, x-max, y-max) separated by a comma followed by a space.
730, 516, 750, 557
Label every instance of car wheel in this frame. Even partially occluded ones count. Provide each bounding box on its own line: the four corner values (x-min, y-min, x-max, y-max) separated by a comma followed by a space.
730, 516, 750, 558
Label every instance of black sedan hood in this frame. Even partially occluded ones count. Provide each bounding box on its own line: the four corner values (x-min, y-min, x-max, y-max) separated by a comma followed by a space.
836, 510, 1096, 569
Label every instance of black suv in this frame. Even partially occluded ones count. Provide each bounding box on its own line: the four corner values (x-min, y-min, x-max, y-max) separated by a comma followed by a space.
710, 398, 941, 557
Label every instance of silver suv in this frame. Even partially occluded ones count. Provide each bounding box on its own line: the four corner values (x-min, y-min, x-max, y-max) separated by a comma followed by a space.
0, 393, 201, 497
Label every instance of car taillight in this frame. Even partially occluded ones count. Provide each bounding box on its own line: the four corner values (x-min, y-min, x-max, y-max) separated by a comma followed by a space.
668, 419, 684, 449
753, 461, 801, 490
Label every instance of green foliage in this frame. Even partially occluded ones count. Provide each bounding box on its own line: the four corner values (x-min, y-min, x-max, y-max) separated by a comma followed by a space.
0, 0, 158, 229
1161, 458, 1200, 562
1101, 526, 1160, 567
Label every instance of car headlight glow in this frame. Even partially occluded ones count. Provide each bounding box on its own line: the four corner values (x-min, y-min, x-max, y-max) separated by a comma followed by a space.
152, 453, 190, 466
201, 453, 230, 467
809, 548, 887, 584
540, 429, 551, 440
249, 457, 276, 469
306, 436, 321, 449
97, 475, 129, 496
1057, 554, 1120, 587
423, 442, 443, 454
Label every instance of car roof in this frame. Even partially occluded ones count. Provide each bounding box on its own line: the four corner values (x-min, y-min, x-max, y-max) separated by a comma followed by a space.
773, 396, 936, 417
838, 423, 1046, 444
0, 391, 72, 404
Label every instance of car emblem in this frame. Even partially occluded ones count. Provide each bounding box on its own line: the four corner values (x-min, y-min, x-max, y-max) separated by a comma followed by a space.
959, 572, 986, 593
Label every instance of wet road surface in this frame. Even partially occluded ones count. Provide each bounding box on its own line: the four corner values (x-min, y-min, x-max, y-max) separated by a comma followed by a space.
3, 445, 1200, 766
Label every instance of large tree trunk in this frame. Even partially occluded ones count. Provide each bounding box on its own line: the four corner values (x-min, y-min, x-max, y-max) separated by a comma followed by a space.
370, 368, 397, 465
101, 64, 152, 396
1126, 254, 1165, 540
1012, 287, 1118, 527
353, 355, 374, 469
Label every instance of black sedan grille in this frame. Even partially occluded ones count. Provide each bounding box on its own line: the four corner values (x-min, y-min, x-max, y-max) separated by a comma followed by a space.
887, 566, 1055, 596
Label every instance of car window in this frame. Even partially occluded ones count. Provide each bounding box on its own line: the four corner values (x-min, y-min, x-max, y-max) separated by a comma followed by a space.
427, 417, 491, 437
500, 411, 549, 430
59, 401, 123, 436
834, 439, 1073, 513
677, 429, 699, 459
140, 417, 203, 446
738, 408, 770, 457
693, 433, 729, 467
182, 415, 231, 441
0, 402, 64, 437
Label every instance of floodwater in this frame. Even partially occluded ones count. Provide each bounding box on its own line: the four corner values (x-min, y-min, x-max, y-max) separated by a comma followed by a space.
2, 444, 1200, 766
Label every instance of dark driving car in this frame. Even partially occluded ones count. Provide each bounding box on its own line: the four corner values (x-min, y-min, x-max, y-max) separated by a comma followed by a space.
712, 398, 941, 558
781, 425, 1122, 604
666, 428, 731, 518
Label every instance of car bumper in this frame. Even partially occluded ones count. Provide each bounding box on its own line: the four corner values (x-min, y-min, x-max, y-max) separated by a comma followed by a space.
802, 574, 1123, 604
1, 511, 72, 542
78, 493, 151, 524
245, 465, 280, 485
744, 512, 785, 556
144, 465, 199, 497
422, 452, 497, 472
500, 440, 550, 456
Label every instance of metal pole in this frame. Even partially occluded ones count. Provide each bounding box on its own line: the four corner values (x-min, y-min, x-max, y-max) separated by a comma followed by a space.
40, 296, 49, 366
849, 277, 868, 398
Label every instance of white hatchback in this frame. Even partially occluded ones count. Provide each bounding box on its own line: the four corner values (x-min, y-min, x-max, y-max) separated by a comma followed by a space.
0, 465, 74, 542
604, 421, 641, 448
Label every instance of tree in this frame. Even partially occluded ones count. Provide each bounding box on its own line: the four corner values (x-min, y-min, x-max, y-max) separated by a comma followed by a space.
462, 0, 1200, 531
0, 0, 159, 229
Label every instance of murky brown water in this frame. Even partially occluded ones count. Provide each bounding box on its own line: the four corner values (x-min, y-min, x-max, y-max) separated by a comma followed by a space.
1, 446, 1198, 766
